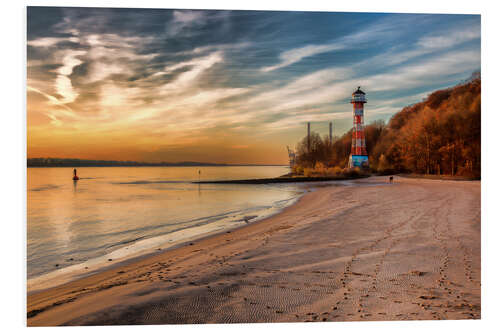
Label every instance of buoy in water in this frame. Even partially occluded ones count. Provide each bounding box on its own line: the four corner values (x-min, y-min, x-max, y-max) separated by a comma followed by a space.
73, 168, 79, 181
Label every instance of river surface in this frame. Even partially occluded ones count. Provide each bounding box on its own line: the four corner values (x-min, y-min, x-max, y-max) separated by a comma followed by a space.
27, 166, 303, 282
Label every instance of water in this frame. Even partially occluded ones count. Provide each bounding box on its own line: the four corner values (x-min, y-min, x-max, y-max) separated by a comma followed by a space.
27, 166, 303, 288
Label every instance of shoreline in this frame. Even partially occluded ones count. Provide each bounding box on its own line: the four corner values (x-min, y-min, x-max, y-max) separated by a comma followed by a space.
28, 174, 361, 292
194, 174, 368, 184
27, 163, 289, 168
27, 186, 306, 295
27, 180, 320, 319
27, 176, 480, 325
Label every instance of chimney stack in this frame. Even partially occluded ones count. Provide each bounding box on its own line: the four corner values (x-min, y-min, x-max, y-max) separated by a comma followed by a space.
329, 122, 332, 144
307, 122, 311, 152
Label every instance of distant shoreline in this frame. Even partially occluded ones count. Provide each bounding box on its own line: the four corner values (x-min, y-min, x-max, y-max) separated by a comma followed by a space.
27, 164, 288, 168
27, 158, 287, 168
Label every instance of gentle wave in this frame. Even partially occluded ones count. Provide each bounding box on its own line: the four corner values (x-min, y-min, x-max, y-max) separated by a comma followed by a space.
30, 184, 60, 192
113, 180, 189, 184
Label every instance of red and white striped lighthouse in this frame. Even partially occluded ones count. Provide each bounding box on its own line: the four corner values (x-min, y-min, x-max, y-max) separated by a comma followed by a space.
348, 87, 369, 168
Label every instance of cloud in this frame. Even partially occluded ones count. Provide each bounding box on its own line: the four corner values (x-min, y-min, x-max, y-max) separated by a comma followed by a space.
55, 75, 78, 104
82, 33, 157, 83
27, 86, 61, 106
28, 36, 79, 48
57, 50, 85, 76
263, 111, 351, 131
85, 34, 156, 55
180, 88, 249, 108
261, 43, 344, 72
173, 10, 204, 25
367, 23, 481, 68
245, 67, 353, 116
167, 10, 206, 36
362, 49, 480, 93
27, 86, 82, 127
259, 16, 413, 73
87, 62, 130, 83
417, 25, 480, 50
53, 50, 86, 104
160, 51, 223, 93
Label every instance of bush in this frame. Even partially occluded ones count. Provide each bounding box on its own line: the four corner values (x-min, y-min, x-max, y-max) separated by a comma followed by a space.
342, 167, 362, 177
328, 166, 342, 176
292, 165, 304, 176
303, 167, 314, 177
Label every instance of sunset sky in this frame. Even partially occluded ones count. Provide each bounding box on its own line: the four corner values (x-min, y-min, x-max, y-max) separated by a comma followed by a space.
27, 7, 480, 164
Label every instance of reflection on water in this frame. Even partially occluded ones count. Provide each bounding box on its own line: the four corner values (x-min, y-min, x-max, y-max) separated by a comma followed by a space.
27, 166, 301, 280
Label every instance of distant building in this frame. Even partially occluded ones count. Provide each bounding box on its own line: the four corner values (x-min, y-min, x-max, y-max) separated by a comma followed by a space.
348, 87, 369, 169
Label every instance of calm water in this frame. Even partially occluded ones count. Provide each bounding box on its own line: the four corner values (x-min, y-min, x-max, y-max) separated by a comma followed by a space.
27, 166, 303, 282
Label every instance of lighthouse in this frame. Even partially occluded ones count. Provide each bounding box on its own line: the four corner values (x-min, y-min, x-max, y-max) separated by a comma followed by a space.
348, 87, 369, 169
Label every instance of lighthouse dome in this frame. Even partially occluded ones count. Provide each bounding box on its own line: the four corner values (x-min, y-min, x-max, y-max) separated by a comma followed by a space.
352, 86, 365, 95
351, 86, 366, 103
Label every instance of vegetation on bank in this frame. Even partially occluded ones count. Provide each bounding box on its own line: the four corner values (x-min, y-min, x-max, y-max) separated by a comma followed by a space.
292, 73, 481, 179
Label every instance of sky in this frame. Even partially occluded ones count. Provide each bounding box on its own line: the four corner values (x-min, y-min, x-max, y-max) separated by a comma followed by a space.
27, 7, 480, 164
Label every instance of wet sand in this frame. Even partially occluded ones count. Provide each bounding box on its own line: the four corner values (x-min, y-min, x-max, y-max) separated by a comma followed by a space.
27, 176, 481, 326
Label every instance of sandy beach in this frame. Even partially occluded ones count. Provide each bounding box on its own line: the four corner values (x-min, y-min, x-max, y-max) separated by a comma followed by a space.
27, 175, 481, 326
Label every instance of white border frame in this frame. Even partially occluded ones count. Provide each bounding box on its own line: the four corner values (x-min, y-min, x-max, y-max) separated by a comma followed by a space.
3, 1, 498, 332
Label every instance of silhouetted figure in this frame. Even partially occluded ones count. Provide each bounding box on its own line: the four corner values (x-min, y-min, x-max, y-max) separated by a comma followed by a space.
73, 168, 79, 181
389, 176, 393, 184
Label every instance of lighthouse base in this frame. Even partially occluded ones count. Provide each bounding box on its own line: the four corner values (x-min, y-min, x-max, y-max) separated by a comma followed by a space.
349, 155, 369, 169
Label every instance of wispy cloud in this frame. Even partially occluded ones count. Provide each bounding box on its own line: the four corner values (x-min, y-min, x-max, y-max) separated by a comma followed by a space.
27, 36, 79, 47
261, 43, 345, 72
362, 49, 480, 92
367, 23, 481, 68
160, 51, 224, 93
259, 16, 415, 73
55, 49, 84, 104
417, 24, 480, 50
167, 10, 207, 36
